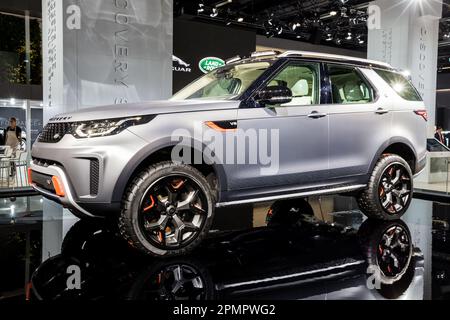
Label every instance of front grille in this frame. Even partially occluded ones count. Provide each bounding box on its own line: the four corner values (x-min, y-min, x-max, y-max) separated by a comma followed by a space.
90, 159, 100, 195
38, 122, 74, 143
32, 157, 62, 168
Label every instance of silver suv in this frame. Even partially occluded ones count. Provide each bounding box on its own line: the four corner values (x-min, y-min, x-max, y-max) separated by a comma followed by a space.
30, 51, 427, 256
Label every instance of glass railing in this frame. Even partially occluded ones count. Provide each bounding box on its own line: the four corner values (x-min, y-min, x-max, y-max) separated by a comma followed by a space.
414, 153, 450, 195
0, 149, 31, 191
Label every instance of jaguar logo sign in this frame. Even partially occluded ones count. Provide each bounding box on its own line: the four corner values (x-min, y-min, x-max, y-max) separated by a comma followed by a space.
173, 55, 192, 73
198, 57, 225, 74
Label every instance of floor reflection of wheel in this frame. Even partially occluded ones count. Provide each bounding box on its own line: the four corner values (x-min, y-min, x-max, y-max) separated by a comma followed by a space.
266, 198, 314, 227
119, 162, 215, 257
357, 155, 413, 220
126, 259, 215, 300
359, 219, 414, 299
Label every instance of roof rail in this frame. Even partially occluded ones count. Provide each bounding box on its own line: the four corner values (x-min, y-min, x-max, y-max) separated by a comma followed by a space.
278, 50, 392, 69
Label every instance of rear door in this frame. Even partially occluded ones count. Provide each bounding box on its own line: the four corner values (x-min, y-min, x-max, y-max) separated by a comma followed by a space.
326, 64, 393, 182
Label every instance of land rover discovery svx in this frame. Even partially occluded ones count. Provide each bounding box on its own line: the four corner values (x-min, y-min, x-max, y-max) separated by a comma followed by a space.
30, 51, 427, 256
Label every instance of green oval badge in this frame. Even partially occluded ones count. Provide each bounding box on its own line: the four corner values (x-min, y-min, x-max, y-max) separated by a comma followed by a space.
198, 57, 225, 73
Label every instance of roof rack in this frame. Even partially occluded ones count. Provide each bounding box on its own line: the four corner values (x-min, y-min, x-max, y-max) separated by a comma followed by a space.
278, 50, 393, 69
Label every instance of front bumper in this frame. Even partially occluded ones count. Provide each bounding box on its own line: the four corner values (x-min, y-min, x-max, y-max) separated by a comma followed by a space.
30, 163, 100, 217
30, 129, 149, 217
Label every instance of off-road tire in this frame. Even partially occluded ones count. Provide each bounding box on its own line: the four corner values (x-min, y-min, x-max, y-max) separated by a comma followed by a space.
357, 155, 413, 220
118, 161, 215, 257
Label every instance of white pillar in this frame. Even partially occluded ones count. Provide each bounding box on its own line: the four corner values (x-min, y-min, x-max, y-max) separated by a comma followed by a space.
41, 0, 173, 259
368, 0, 442, 137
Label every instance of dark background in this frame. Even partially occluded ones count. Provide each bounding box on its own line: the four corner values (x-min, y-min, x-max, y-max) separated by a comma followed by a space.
172, 19, 257, 93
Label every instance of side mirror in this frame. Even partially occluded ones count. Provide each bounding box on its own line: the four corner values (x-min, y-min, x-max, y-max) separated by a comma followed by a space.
256, 86, 292, 105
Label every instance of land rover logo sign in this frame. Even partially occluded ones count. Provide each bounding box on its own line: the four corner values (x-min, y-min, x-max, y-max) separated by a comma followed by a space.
198, 57, 225, 73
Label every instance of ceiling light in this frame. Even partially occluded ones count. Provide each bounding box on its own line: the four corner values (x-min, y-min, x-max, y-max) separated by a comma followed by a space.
215, 0, 232, 8
210, 8, 218, 17
10, 98, 15, 105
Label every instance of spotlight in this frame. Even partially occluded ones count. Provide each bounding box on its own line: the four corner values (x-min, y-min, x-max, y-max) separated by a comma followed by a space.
10, 98, 15, 105
330, 10, 338, 16
197, 3, 204, 13
326, 33, 333, 41
346, 32, 352, 40
291, 22, 301, 31
356, 35, 365, 44
275, 25, 283, 35
215, 0, 232, 8
237, 16, 244, 22
210, 8, 218, 17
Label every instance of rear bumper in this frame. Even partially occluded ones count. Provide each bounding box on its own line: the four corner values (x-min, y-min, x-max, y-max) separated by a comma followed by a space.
414, 153, 427, 177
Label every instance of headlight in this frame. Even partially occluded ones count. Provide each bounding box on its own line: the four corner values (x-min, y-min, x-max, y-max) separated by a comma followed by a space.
72, 115, 155, 138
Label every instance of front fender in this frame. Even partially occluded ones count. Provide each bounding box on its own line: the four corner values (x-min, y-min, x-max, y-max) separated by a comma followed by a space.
111, 136, 228, 203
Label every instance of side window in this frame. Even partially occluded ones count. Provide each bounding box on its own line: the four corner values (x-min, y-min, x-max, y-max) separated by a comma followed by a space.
268, 63, 319, 106
328, 65, 374, 104
374, 69, 422, 101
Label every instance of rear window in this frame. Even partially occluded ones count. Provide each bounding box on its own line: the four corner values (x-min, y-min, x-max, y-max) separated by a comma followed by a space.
374, 69, 422, 101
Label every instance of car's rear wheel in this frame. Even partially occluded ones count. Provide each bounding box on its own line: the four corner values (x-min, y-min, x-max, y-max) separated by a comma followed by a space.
119, 161, 215, 257
357, 155, 413, 220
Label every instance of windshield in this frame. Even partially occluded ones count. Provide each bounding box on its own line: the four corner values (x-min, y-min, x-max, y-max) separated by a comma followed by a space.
171, 61, 272, 100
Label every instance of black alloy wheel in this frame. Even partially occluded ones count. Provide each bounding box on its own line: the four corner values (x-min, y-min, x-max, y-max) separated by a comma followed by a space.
378, 163, 412, 216
139, 175, 208, 250
119, 162, 215, 257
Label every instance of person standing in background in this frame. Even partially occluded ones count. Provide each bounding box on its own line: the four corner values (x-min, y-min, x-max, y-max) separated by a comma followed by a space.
3, 117, 22, 177
435, 126, 445, 145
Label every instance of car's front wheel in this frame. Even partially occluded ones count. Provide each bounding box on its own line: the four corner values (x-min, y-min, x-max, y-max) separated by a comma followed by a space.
119, 161, 215, 257
357, 154, 413, 220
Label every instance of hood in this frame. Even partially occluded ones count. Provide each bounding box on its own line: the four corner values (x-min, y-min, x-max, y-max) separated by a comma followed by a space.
48, 99, 241, 122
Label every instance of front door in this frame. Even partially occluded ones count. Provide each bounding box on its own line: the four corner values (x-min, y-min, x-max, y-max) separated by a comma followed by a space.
227, 61, 330, 191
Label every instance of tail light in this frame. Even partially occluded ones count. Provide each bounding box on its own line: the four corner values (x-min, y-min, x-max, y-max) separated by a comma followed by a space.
414, 109, 428, 122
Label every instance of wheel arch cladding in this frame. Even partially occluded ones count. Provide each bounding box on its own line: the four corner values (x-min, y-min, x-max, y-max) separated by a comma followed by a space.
111, 140, 227, 203
370, 138, 417, 175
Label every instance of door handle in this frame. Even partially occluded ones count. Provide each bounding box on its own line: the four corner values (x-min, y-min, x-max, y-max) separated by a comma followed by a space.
375, 108, 389, 115
307, 111, 327, 119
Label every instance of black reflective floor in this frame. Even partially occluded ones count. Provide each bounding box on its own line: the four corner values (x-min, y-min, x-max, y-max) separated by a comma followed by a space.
1, 195, 450, 300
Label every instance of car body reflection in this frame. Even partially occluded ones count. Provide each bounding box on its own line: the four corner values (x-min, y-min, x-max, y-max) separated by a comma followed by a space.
31, 213, 424, 300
